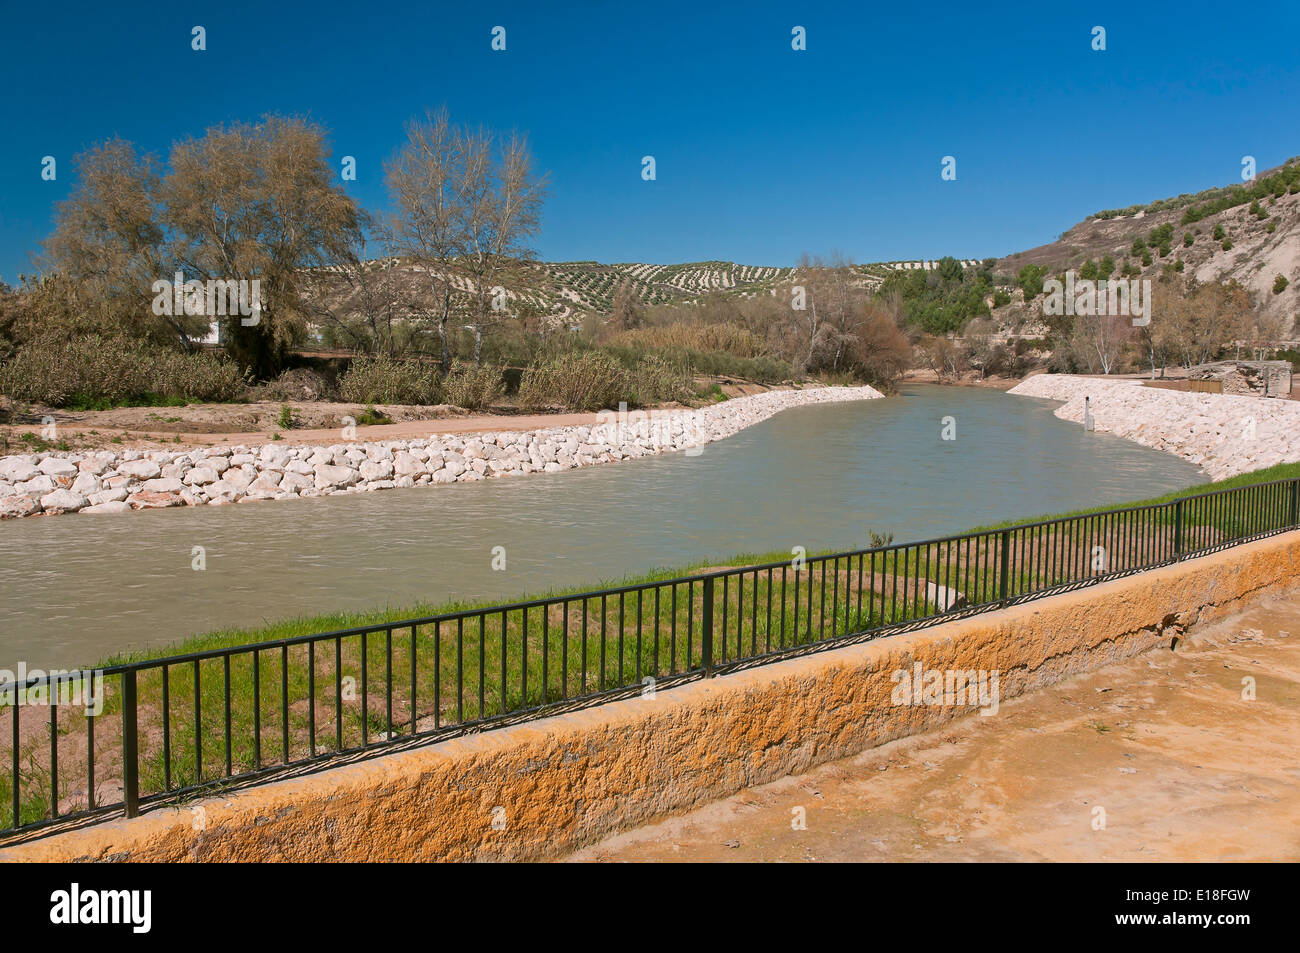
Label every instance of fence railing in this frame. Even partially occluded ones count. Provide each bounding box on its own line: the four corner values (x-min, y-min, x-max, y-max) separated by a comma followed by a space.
3, 477, 1298, 840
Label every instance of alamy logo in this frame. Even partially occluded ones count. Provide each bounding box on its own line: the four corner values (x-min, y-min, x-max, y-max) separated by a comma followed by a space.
593, 402, 706, 457
890, 663, 1000, 715
1042, 271, 1151, 327
49, 883, 152, 933
150, 272, 262, 325
0, 663, 103, 716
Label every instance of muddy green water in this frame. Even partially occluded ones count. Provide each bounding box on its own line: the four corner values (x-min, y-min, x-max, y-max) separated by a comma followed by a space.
0, 385, 1204, 668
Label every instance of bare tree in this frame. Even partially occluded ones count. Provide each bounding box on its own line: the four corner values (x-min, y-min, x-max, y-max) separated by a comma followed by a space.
300, 218, 417, 356
1070, 311, 1130, 374
1152, 279, 1252, 369
792, 255, 860, 373
386, 109, 547, 371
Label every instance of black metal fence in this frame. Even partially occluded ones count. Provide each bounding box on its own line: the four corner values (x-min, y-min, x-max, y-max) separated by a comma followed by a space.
3, 477, 1298, 841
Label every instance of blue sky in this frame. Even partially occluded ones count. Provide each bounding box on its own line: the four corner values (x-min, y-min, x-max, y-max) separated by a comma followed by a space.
1, 0, 1297, 283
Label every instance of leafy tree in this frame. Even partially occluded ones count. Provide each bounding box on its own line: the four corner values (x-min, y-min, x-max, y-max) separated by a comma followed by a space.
42, 119, 362, 378
1017, 264, 1046, 299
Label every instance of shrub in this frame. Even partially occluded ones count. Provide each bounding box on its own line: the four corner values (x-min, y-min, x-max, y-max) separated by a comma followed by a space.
442, 360, 506, 411
628, 355, 693, 405
338, 356, 441, 405
608, 322, 767, 358
0, 334, 244, 407
1183, 232, 1194, 247
518, 351, 633, 411
1274, 275, 1290, 295
1222, 239, 1234, 251
252, 368, 332, 402
1213, 224, 1226, 240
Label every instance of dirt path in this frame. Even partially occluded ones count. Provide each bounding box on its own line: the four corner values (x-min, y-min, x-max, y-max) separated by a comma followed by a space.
566, 594, 1300, 862
2, 403, 610, 452
0, 378, 784, 453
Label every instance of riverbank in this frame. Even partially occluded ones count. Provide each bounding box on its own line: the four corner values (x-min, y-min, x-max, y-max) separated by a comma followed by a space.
0, 384, 883, 520
1009, 373, 1300, 479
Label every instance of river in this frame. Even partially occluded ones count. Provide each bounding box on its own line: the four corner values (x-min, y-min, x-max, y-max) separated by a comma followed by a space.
0, 384, 1205, 668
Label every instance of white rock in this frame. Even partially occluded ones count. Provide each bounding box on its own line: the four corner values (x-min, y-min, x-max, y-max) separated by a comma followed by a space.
81, 500, 131, 514
40, 489, 88, 513
0, 495, 41, 518
18, 475, 56, 496
118, 459, 162, 480
359, 459, 394, 481
184, 467, 220, 486
70, 472, 101, 496
0, 460, 39, 482
141, 477, 185, 493
223, 467, 257, 492
38, 457, 78, 478
314, 463, 360, 489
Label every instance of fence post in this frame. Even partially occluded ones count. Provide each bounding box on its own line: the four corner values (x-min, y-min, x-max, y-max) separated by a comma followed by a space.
701, 576, 715, 678
122, 670, 139, 818
1174, 499, 1184, 562
998, 529, 1011, 606
1290, 480, 1299, 529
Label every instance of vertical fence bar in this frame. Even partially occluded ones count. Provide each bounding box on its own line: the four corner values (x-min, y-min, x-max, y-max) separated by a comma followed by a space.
86, 708, 95, 811
252, 650, 261, 769
122, 670, 139, 819
702, 576, 715, 678
10, 700, 18, 826
161, 666, 171, 790
281, 645, 289, 764
49, 699, 57, 818
999, 529, 1011, 606
1174, 499, 1185, 561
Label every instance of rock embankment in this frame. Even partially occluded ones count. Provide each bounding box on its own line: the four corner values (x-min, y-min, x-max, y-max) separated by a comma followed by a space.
0, 385, 883, 519
1009, 374, 1300, 479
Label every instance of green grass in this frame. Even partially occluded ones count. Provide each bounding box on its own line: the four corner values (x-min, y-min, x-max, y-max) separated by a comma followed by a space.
969, 461, 1300, 533
3, 461, 1297, 832
63, 393, 195, 412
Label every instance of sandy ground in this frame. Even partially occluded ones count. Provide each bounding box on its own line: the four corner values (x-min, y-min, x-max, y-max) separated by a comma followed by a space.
900, 369, 1020, 390
566, 594, 1300, 862
0, 379, 782, 453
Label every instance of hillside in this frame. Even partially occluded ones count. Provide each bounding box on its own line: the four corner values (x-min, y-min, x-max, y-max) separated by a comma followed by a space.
305, 257, 1005, 333
997, 160, 1300, 332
